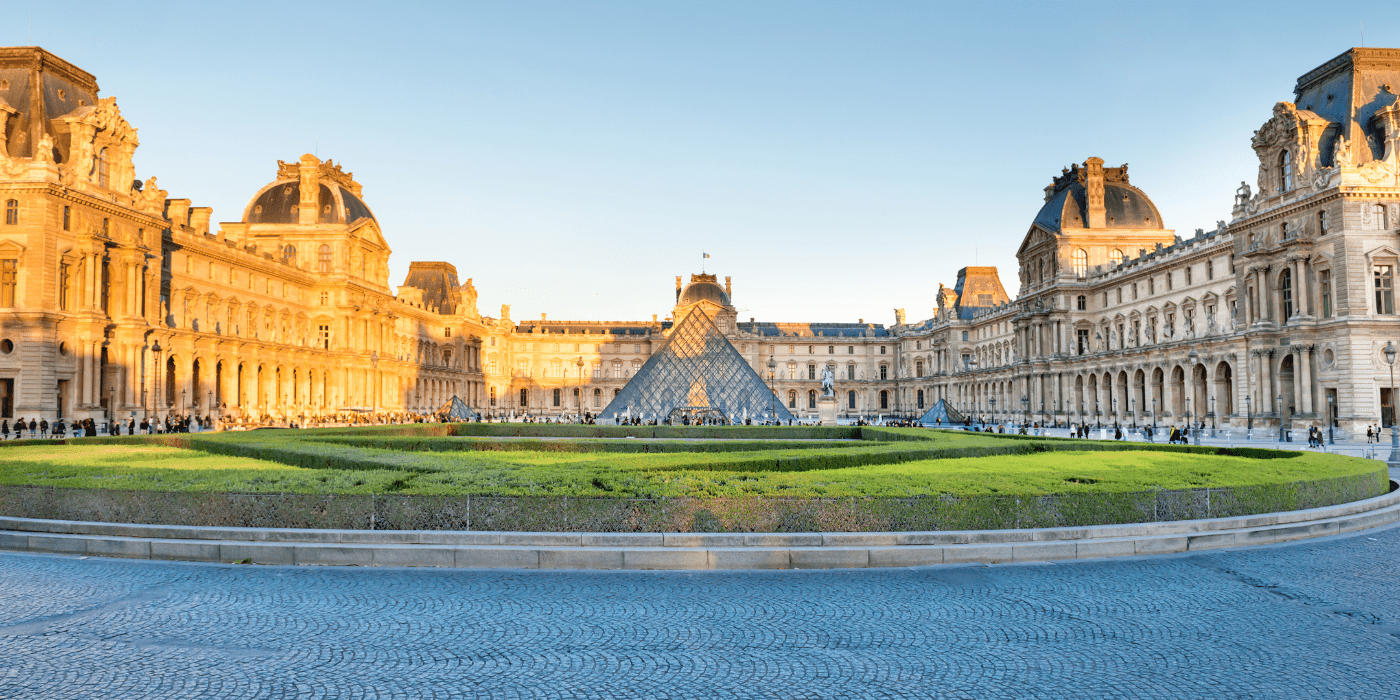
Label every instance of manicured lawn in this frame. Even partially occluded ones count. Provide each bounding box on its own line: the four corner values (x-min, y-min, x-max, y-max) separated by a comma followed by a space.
0, 425, 1381, 499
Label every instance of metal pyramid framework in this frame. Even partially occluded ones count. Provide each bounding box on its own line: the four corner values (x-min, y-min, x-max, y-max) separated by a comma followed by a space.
435, 395, 480, 422
598, 309, 794, 423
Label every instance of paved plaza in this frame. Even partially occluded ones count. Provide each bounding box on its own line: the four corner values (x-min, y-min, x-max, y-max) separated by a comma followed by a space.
1, 525, 1400, 698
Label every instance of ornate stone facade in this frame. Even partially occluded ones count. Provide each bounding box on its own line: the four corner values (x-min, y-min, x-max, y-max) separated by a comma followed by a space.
3, 46, 1400, 435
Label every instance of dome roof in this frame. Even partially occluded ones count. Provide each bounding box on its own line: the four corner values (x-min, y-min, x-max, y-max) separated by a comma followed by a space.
1033, 160, 1163, 232
677, 278, 730, 307
242, 180, 377, 225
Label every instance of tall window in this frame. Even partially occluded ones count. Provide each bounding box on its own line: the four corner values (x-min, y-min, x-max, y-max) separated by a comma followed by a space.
880, 390, 889, 409
1077, 329, 1089, 355
1076, 295, 1086, 311
808, 390, 816, 409
1206, 260, 1214, 280
520, 388, 528, 407
318, 245, 332, 273
318, 324, 330, 349
1375, 265, 1395, 315
787, 390, 797, 408
847, 390, 856, 409
1320, 270, 1332, 318
807, 364, 816, 380
62, 206, 70, 231
1072, 249, 1087, 277
95, 148, 109, 188
879, 364, 888, 380
593, 388, 601, 407
4, 199, 16, 225
1185, 266, 1193, 285
58, 262, 69, 311
282, 244, 296, 264
0, 259, 16, 307
1109, 249, 1124, 267
552, 389, 560, 407
917, 390, 925, 409
490, 387, 497, 406
846, 364, 855, 380
1280, 268, 1293, 321
1319, 210, 1328, 235
1279, 150, 1292, 192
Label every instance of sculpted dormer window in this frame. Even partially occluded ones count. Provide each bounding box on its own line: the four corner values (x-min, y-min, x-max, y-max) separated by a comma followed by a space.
95, 148, 109, 189
1072, 249, 1087, 277
1279, 150, 1292, 193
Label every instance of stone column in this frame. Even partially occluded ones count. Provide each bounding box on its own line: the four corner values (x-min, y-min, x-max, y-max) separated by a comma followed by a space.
1295, 257, 1311, 316
1263, 350, 1275, 416
1298, 345, 1314, 415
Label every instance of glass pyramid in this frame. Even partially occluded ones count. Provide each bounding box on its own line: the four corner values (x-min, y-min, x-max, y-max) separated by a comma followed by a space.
918, 398, 966, 426
598, 309, 793, 423
435, 395, 480, 422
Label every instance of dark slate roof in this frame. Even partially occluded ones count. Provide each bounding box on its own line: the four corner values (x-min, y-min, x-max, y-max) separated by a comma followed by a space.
401, 262, 462, 315
1033, 181, 1162, 232
677, 280, 730, 306
243, 181, 377, 224
740, 322, 889, 338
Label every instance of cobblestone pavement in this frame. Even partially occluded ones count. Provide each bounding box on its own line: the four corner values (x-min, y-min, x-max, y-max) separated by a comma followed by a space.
5, 527, 1400, 699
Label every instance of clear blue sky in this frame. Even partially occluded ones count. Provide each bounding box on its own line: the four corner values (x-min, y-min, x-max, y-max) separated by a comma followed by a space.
10, 2, 1400, 325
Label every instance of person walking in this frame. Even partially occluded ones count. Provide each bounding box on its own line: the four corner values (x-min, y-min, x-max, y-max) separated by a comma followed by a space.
27, 418, 36, 439
39, 419, 48, 438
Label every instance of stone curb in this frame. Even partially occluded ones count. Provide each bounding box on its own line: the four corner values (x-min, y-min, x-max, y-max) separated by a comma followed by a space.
1, 483, 1396, 570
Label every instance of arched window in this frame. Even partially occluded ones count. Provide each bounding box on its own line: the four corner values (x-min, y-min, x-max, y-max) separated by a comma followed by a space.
552, 388, 561, 407
879, 390, 889, 410
489, 386, 497, 406
917, 390, 925, 409
318, 245, 332, 273
593, 388, 601, 407
282, 244, 296, 263
1076, 294, 1086, 311
1279, 150, 1292, 193
1109, 249, 1124, 267
519, 388, 528, 407
3, 199, 16, 225
808, 390, 817, 409
1072, 249, 1088, 277
787, 390, 797, 408
847, 390, 856, 409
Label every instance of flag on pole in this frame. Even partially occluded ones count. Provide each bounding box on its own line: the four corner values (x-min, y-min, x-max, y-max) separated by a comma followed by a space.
703, 252, 710, 259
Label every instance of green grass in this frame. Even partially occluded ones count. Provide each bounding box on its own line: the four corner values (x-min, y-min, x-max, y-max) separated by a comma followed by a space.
0, 424, 1381, 500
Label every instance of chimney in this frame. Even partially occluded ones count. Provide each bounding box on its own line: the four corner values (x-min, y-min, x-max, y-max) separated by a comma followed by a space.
1084, 157, 1106, 228
675, 276, 683, 301
188, 207, 212, 236
298, 154, 320, 225
166, 199, 191, 228
541, 312, 547, 321
500, 304, 510, 320
725, 276, 731, 295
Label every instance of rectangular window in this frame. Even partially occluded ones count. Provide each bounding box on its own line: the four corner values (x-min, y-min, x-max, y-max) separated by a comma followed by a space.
1319, 210, 1328, 235
1375, 265, 1394, 315
1167, 272, 1173, 290
5, 199, 18, 225
318, 324, 331, 349
1117, 288, 1123, 303
0, 259, 16, 306
879, 365, 888, 380
1320, 270, 1332, 318
1076, 329, 1089, 355
1207, 260, 1214, 280
1131, 283, 1138, 300
62, 206, 71, 231
1076, 295, 1086, 311
880, 346, 886, 354
807, 364, 816, 380
846, 365, 855, 380
977, 293, 992, 305
1185, 266, 1193, 284
847, 346, 853, 354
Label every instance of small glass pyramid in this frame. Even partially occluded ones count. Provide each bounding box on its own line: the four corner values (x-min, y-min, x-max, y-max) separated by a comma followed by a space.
598, 309, 793, 423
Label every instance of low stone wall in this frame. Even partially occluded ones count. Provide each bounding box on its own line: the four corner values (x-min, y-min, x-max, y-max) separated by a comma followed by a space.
0, 468, 1386, 532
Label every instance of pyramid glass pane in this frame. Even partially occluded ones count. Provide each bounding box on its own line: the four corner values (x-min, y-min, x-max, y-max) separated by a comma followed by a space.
598, 309, 793, 423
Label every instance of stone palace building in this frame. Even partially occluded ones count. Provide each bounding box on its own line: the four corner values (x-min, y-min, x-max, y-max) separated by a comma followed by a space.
1, 46, 1399, 435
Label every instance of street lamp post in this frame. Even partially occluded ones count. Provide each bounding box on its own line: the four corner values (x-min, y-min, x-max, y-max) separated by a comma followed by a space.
1187, 397, 1198, 445
767, 355, 777, 423
1210, 395, 1216, 437
575, 357, 585, 423
1130, 398, 1136, 429
1152, 397, 1157, 429
1385, 341, 1399, 465
1021, 394, 1028, 427
1277, 394, 1285, 443
1246, 395, 1252, 439
989, 397, 997, 429
1187, 348, 1200, 444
